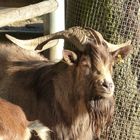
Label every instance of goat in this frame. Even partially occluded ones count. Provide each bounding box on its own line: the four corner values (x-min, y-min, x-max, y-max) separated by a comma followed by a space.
0, 98, 49, 140
0, 27, 131, 139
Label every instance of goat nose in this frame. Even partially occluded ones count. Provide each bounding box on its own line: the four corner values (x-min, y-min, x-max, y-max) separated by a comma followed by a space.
102, 80, 114, 90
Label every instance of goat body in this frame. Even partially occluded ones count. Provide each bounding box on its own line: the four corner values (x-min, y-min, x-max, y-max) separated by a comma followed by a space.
1, 26, 131, 140
0, 43, 117, 140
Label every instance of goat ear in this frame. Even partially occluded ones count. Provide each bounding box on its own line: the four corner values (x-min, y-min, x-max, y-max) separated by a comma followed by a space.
111, 45, 132, 62
63, 50, 77, 65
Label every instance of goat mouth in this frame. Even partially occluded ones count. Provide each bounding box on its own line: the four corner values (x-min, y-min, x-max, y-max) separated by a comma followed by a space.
89, 89, 114, 100
98, 90, 114, 98
96, 86, 114, 96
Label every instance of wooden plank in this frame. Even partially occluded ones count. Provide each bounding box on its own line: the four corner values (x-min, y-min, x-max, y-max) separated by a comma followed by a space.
0, 0, 58, 27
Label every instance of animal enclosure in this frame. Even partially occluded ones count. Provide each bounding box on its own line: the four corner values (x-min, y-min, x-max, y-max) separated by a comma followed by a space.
66, 0, 140, 140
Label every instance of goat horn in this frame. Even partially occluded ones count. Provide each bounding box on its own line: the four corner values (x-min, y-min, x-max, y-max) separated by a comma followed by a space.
6, 26, 131, 53
104, 40, 132, 52
85, 27, 132, 52
6, 26, 89, 52
6, 34, 59, 52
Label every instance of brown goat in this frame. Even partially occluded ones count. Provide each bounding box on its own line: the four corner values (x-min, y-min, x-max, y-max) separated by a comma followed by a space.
0, 27, 132, 139
0, 98, 49, 140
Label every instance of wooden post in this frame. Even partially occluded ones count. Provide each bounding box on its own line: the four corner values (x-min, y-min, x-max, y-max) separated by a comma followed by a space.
43, 0, 65, 62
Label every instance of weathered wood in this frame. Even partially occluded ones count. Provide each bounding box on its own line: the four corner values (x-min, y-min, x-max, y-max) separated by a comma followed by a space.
0, 0, 58, 27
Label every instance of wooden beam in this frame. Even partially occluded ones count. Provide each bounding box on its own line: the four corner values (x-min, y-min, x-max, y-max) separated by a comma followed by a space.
0, 0, 58, 27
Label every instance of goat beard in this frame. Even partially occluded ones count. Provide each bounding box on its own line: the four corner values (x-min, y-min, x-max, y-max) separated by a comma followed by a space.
86, 96, 114, 139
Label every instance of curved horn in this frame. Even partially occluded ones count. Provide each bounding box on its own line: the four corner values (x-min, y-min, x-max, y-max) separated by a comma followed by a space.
7, 26, 130, 53
104, 40, 131, 52
6, 26, 89, 52
85, 27, 132, 52
6, 34, 59, 52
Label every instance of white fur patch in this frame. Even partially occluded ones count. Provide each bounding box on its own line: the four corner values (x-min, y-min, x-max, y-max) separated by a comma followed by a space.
23, 128, 31, 140
28, 120, 50, 140
0, 136, 4, 140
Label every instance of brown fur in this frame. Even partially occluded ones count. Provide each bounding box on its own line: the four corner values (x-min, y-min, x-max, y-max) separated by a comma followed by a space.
0, 42, 130, 139
0, 98, 49, 140
0, 98, 29, 140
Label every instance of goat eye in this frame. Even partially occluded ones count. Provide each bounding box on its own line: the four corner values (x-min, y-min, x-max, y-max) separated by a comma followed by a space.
93, 69, 101, 75
82, 63, 91, 76
96, 70, 101, 75
92, 65, 101, 75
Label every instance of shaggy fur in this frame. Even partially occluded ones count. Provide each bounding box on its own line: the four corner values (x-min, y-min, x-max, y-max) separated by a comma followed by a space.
0, 42, 130, 140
